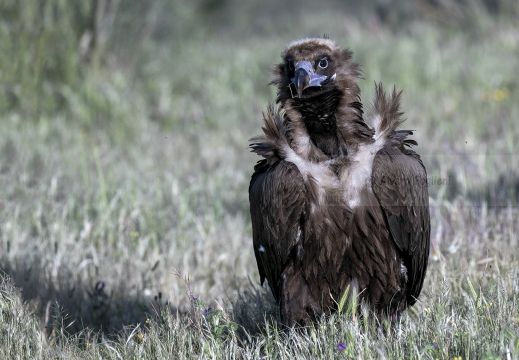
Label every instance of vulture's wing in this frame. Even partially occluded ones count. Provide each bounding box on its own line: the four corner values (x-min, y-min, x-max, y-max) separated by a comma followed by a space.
372, 146, 430, 305
249, 159, 306, 301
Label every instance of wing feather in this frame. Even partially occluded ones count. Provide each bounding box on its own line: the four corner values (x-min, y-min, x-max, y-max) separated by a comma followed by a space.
249, 159, 306, 301
372, 147, 430, 305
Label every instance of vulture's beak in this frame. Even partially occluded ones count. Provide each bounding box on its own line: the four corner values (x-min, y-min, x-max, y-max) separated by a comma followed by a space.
291, 61, 328, 98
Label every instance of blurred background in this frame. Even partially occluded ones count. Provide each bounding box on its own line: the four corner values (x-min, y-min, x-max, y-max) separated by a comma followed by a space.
1, 0, 518, 337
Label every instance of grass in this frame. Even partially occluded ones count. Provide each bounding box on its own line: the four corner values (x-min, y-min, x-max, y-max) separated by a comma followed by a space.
1, 0, 518, 358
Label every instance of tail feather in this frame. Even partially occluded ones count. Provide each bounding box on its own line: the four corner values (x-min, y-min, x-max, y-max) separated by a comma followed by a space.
249, 105, 289, 161
370, 83, 421, 149
372, 83, 405, 139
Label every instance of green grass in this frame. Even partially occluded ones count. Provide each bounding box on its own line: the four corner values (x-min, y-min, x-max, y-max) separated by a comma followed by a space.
1, 0, 518, 358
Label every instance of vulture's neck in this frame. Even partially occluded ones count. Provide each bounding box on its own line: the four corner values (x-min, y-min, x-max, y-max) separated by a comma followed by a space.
282, 89, 368, 162
295, 90, 343, 157
304, 115, 340, 157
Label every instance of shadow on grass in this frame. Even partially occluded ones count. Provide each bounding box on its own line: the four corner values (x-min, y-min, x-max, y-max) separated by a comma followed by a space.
230, 278, 280, 338
0, 260, 185, 339
0, 258, 281, 342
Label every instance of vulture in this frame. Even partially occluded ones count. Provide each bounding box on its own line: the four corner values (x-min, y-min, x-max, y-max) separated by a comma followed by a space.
249, 38, 430, 327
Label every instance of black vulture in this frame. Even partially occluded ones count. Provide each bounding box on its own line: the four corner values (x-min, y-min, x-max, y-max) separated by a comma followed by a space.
249, 38, 430, 326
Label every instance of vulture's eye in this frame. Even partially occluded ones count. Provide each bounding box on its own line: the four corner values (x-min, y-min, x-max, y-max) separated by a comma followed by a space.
318, 58, 329, 69
287, 61, 294, 71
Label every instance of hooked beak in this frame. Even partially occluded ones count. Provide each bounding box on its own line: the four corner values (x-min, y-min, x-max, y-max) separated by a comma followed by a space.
290, 61, 330, 98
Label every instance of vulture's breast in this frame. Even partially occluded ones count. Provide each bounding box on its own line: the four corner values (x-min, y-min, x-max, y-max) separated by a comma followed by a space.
282, 137, 386, 212
339, 140, 384, 209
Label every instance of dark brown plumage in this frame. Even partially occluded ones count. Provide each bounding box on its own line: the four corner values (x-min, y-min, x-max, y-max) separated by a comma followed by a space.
249, 38, 430, 326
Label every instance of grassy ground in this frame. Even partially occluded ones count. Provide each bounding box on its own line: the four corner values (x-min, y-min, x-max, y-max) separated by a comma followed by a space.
1, 0, 518, 358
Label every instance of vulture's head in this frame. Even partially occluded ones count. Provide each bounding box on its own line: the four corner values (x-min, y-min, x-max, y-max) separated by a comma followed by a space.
273, 38, 361, 110
271, 38, 365, 157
